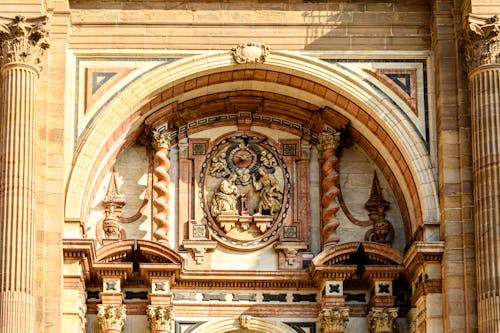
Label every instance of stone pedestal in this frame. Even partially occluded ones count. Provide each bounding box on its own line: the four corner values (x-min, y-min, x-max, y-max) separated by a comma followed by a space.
0, 15, 49, 333
465, 15, 500, 333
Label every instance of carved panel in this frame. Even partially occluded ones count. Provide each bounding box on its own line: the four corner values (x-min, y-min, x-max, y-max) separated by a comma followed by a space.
200, 133, 291, 250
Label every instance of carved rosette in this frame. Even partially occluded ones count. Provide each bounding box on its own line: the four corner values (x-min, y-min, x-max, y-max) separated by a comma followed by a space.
320, 130, 342, 248
146, 305, 174, 332
152, 129, 171, 244
97, 304, 127, 332
0, 15, 50, 71
232, 42, 270, 64
464, 15, 500, 73
319, 307, 350, 333
367, 307, 398, 333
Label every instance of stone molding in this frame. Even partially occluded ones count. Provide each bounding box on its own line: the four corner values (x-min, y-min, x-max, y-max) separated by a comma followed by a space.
319, 307, 350, 333
0, 15, 50, 71
146, 305, 174, 332
97, 304, 126, 332
367, 307, 398, 333
464, 14, 500, 73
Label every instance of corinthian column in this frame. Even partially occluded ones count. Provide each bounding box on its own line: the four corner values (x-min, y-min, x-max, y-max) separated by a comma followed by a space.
0, 15, 49, 333
464, 15, 500, 333
97, 304, 126, 333
320, 130, 341, 249
319, 307, 350, 333
146, 305, 174, 333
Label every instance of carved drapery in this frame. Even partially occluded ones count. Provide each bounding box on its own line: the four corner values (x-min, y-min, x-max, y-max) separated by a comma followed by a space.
97, 304, 126, 333
0, 15, 49, 333
367, 307, 398, 333
320, 130, 341, 248
146, 305, 174, 333
152, 130, 171, 244
319, 307, 350, 333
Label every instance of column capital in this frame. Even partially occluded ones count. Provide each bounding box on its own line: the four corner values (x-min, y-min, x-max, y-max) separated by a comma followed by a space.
464, 14, 500, 74
320, 129, 341, 152
97, 304, 126, 332
319, 307, 350, 333
0, 15, 50, 72
146, 305, 174, 332
367, 307, 398, 333
152, 129, 171, 151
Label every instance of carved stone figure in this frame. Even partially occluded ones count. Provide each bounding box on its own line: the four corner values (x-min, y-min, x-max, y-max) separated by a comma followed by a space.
253, 167, 283, 216
209, 152, 228, 176
210, 173, 239, 217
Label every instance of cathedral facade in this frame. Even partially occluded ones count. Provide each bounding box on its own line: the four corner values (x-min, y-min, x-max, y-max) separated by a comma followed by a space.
0, 0, 498, 332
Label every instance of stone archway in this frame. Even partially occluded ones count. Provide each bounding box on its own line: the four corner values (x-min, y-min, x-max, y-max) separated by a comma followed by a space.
188, 316, 296, 333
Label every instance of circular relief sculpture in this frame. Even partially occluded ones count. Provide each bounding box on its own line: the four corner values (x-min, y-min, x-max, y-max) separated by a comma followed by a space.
200, 133, 291, 250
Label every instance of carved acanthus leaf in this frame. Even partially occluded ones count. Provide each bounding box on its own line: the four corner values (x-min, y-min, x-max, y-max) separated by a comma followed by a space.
0, 15, 50, 70
464, 15, 500, 73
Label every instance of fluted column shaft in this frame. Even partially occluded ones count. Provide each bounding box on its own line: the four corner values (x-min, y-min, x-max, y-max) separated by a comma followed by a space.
0, 15, 49, 333
470, 65, 500, 332
0, 63, 38, 333
465, 15, 500, 333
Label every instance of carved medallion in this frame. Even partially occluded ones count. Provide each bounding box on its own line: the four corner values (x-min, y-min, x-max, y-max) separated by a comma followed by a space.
200, 133, 290, 250
232, 42, 270, 64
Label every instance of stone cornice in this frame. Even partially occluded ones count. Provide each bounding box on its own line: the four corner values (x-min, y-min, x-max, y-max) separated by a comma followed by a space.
0, 15, 50, 72
464, 14, 500, 74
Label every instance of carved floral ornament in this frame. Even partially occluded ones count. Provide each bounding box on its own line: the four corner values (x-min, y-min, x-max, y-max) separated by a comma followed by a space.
232, 42, 270, 64
0, 15, 50, 71
464, 15, 500, 73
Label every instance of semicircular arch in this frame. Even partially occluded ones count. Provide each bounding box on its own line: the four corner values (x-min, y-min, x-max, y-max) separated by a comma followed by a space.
65, 51, 438, 240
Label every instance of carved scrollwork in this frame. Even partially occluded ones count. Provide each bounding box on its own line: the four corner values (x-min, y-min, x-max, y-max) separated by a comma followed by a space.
464, 15, 500, 73
232, 42, 270, 64
0, 15, 50, 71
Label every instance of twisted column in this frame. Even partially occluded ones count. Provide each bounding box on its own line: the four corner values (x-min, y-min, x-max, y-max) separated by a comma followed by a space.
320, 130, 341, 249
152, 130, 171, 245
464, 15, 500, 332
0, 15, 49, 333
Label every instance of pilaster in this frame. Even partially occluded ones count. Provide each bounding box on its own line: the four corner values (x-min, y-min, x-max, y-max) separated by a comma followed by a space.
0, 15, 49, 333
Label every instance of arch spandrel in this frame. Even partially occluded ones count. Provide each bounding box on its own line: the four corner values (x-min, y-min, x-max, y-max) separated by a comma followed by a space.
65, 51, 438, 243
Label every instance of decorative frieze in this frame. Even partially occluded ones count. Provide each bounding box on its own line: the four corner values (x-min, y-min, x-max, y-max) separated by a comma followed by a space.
464, 15, 500, 73
0, 15, 50, 71
146, 305, 174, 332
97, 304, 127, 332
367, 307, 398, 333
319, 307, 350, 333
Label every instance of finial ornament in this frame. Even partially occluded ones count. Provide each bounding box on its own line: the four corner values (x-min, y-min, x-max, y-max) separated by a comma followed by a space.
0, 15, 50, 71
464, 14, 500, 73
232, 42, 270, 64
